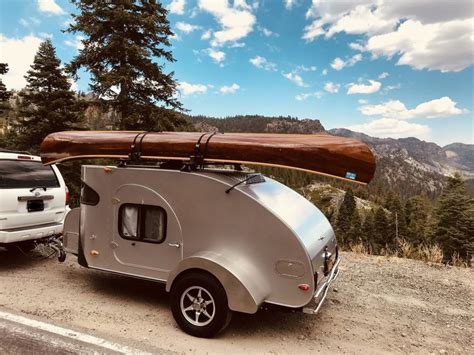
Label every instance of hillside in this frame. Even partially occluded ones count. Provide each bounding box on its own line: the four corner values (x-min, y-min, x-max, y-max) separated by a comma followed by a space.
190, 115, 474, 197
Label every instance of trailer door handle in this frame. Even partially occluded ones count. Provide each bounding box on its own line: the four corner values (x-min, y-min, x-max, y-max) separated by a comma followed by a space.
168, 242, 181, 248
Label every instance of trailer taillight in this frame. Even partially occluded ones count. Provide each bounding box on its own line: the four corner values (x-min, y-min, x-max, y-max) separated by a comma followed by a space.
298, 284, 310, 291
65, 186, 70, 205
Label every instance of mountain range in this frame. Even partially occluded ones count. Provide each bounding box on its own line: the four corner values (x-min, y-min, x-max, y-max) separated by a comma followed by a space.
190, 115, 473, 196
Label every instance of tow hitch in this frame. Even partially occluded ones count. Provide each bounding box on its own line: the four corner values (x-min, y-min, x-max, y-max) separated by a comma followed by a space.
37, 236, 66, 262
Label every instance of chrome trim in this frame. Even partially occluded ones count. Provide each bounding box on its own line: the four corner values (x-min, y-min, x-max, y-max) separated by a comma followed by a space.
168, 242, 181, 248
302, 257, 341, 314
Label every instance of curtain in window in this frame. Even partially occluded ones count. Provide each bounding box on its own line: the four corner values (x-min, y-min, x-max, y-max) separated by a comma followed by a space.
121, 205, 138, 238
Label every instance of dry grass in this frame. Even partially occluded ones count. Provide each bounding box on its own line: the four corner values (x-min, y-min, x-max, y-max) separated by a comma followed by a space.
350, 243, 370, 255
347, 240, 448, 265
417, 244, 444, 264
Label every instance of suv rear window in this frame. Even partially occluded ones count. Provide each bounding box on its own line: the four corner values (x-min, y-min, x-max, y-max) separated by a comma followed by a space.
0, 160, 60, 189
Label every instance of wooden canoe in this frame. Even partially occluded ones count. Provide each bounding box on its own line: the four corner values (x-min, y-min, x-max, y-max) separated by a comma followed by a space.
40, 131, 376, 184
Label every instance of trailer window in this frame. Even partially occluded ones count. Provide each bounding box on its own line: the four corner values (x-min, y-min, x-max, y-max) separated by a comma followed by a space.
119, 204, 167, 244
80, 182, 100, 206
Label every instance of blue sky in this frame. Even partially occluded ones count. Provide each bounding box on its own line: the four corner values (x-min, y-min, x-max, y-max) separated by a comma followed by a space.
0, 0, 472, 146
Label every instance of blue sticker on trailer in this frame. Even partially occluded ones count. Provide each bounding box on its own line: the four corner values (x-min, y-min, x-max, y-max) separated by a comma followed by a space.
345, 172, 357, 180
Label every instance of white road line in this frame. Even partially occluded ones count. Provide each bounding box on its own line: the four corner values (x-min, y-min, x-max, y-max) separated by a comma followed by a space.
0, 310, 146, 354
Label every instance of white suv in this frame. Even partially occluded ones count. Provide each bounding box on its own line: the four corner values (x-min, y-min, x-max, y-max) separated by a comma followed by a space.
0, 150, 69, 251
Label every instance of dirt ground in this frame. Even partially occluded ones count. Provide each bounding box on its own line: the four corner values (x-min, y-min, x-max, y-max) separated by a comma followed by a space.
0, 248, 472, 354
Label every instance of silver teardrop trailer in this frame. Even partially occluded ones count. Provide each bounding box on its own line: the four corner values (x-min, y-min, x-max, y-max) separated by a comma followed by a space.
62, 163, 340, 338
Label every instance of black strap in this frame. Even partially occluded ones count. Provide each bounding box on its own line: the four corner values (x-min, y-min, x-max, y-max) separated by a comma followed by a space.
129, 131, 151, 161
183, 131, 219, 171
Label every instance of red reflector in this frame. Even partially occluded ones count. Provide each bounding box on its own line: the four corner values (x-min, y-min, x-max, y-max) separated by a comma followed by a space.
298, 284, 310, 291
65, 186, 70, 206
17, 155, 32, 160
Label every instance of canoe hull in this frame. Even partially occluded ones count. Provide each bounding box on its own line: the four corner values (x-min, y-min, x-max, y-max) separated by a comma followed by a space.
40, 131, 376, 184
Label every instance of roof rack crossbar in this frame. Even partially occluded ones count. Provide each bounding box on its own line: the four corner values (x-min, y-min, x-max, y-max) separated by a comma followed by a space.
0, 148, 33, 155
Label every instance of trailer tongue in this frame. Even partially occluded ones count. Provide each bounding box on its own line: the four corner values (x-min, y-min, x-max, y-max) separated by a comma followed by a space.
40, 130, 376, 184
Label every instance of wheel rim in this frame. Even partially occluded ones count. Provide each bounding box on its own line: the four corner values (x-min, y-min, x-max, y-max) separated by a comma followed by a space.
180, 286, 216, 327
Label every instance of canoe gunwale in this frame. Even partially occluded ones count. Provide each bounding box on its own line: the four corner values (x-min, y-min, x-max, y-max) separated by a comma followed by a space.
44, 154, 368, 185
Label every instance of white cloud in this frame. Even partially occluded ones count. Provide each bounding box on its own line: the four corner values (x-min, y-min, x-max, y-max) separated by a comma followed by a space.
295, 91, 322, 101
383, 84, 401, 92
349, 42, 365, 51
324, 82, 340, 93
249, 55, 277, 71
325, 4, 395, 38
330, 58, 345, 71
351, 94, 468, 139
378, 72, 389, 79
38, 32, 53, 39
302, 0, 474, 72
38, 0, 65, 15
169, 0, 186, 15
349, 118, 430, 139
358, 99, 369, 104
229, 42, 245, 48
64, 36, 84, 50
283, 72, 307, 87
176, 22, 200, 33
322, 69, 328, 76
366, 19, 474, 72
68, 78, 78, 92
258, 26, 278, 37
296, 65, 317, 72
347, 80, 381, 94
0, 34, 42, 90
220, 83, 240, 94
206, 48, 225, 63
178, 82, 208, 96
284, 0, 296, 10
198, 0, 256, 46
19, 17, 41, 27
330, 54, 362, 70
201, 29, 212, 40
359, 97, 468, 119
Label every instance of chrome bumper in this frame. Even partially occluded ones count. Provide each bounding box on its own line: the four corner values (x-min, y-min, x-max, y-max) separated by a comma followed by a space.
302, 257, 341, 314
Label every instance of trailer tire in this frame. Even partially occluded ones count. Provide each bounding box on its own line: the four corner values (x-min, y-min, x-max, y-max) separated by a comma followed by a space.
170, 272, 232, 338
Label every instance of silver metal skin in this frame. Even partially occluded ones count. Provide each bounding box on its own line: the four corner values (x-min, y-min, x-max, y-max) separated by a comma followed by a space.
63, 165, 339, 314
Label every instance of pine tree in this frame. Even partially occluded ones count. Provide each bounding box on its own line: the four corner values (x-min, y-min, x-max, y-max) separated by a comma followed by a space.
0, 63, 11, 104
0, 63, 12, 125
361, 210, 375, 252
16, 40, 81, 150
66, 0, 184, 130
405, 195, 431, 245
335, 189, 357, 247
386, 195, 407, 248
433, 174, 474, 263
346, 208, 362, 246
373, 207, 389, 254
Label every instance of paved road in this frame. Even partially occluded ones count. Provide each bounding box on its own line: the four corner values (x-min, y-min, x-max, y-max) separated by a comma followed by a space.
0, 311, 141, 354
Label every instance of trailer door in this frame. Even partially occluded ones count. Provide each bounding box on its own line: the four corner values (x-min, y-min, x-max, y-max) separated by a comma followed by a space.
112, 184, 182, 281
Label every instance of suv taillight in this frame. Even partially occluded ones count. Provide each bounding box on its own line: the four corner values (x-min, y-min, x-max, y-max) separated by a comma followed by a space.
65, 186, 70, 206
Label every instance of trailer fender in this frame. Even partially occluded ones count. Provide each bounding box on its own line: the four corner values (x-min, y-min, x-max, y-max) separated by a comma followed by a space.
63, 207, 80, 255
166, 252, 270, 314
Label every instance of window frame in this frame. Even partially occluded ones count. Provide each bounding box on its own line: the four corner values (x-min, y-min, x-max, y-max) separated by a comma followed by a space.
80, 181, 100, 206
118, 203, 167, 244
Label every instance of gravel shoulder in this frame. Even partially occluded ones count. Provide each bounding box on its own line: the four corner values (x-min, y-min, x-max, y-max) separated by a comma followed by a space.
0, 249, 472, 354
